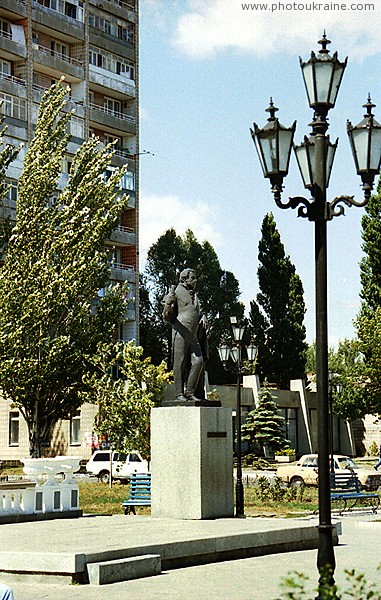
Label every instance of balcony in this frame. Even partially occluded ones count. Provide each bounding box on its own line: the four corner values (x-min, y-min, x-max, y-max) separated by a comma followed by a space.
89, 65, 135, 98
0, 30, 27, 60
110, 263, 135, 284
109, 225, 136, 247
0, 74, 26, 98
32, 1, 84, 40
89, 102, 135, 135
0, 0, 26, 15
33, 45, 84, 80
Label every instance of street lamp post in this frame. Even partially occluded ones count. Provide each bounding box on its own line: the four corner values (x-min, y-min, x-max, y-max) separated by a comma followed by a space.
250, 33, 381, 595
218, 317, 258, 517
328, 372, 343, 474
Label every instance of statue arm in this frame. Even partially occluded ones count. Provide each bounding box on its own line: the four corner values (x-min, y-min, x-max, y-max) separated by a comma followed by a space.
163, 285, 178, 323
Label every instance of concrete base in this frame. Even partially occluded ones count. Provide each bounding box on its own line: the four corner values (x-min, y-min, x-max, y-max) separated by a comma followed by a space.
151, 406, 234, 519
0, 515, 341, 586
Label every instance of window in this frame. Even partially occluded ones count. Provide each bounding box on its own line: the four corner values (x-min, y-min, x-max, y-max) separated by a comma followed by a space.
0, 20, 11, 39
118, 23, 134, 44
103, 134, 121, 146
70, 410, 81, 445
69, 116, 84, 138
89, 46, 135, 80
65, 2, 77, 18
120, 171, 135, 191
5, 179, 17, 204
0, 94, 26, 120
51, 41, 68, 59
94, 452, 110, 461
9, 412, 19, 446
0, 60, 11, 77
104, 97, 121, 117
279, 407, 297, 451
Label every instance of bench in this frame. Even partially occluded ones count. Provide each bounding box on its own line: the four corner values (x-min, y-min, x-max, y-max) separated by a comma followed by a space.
122, 473, 151, 515
330, 472, 380, 515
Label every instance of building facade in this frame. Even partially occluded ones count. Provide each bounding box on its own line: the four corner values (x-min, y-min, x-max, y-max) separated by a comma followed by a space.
0, 0, 139, 460
0, 0, 139, 339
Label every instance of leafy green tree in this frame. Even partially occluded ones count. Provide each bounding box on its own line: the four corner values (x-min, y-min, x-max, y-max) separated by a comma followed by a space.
242, 383, 289, 456
306, 339, 366, 421
0, 82, 129, 457
140, 228, 244, 383
88, 342, 170, 459
354, 181, 381, 415
249, 213, 307, 389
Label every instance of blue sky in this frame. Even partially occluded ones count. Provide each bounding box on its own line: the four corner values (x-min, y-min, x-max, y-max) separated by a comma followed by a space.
138, 0, 381, 345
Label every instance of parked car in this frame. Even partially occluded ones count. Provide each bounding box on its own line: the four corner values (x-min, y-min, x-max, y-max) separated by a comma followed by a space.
276, 453, 381, 491
86, 450, 149, 484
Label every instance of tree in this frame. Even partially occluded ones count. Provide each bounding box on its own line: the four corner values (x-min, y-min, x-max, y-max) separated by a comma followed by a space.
88, 342, 170, 459
306, 339, 367, 421
0, 82, 129, 457
141, 228, 244, 383
354, 181, 381, 415
241, 383, 289, 456
249, 213, 307, 389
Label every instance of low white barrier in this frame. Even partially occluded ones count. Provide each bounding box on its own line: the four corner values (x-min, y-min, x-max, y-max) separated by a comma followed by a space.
0, 457, 81, 517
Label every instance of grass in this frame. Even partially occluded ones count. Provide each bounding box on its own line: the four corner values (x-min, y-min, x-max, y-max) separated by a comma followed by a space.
79, 481, 150, 516
77, 480, 319, 517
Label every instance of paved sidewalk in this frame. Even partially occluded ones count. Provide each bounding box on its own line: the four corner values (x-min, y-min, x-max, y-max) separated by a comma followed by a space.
2, 513, 381, 599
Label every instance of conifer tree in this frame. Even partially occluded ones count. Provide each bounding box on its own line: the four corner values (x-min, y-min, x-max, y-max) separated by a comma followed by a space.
355, 181, 381, 414
242, 383, 289, 456
0, 82, 129, 457
249, 213, 307, 388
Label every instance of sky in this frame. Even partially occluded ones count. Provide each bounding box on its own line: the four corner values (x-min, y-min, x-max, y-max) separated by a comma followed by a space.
138, 0, 381, 345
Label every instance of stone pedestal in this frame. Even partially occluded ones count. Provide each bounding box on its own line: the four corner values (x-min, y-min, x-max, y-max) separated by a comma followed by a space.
151, 406, 234, 519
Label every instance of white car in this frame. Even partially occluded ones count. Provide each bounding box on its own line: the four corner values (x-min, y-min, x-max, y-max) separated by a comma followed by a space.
276, 454, 381, 491
86, 450, 149, 483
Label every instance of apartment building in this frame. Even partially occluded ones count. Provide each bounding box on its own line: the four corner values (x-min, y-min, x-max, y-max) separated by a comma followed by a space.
0, 0, 139, 460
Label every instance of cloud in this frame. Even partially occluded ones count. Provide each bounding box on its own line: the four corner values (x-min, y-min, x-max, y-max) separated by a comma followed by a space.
172, 0, 381, 61
139, 192, 223, 267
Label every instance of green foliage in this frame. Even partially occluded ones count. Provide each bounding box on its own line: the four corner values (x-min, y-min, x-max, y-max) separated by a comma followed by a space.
249, 213, 307, 389
306, 339, 367, 421
369, 441, 379, 457
253, 475, 306, 504
0, 82, 129, 457
277, 565, 381, 599
88, 341, 171, 459
140, 227, 244, 383
242, 383, 290, 456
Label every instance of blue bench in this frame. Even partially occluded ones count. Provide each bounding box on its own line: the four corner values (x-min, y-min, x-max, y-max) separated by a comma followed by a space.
330, 472, 380, 515
122, 473, 151, 515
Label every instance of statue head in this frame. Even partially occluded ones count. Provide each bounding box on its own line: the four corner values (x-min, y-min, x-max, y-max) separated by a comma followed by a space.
179, 268, 197, 290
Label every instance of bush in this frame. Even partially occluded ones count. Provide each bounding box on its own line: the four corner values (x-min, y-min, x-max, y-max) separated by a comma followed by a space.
277, 565, 381, 599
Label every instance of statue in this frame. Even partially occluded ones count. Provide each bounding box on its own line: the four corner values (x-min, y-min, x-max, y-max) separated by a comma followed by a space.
163, 268, 208, 402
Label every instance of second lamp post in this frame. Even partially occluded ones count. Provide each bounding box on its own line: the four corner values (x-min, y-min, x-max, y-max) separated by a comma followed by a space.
251, 33, 381, 595
218, 317, 257, 517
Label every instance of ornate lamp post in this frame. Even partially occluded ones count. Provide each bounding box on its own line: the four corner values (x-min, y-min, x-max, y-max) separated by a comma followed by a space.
250, 33, 381, 595
218, 317, 257, 517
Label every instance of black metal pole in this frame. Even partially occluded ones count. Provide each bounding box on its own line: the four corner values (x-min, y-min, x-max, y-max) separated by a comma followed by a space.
329, 385, 334, 473
314, 120, 336, 596
235, 346, 244, 517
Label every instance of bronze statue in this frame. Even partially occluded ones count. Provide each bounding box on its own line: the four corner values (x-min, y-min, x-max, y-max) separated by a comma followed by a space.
163, 269, 208, 402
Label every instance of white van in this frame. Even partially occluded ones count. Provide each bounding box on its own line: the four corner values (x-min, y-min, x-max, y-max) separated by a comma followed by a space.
86, 450, 149, 483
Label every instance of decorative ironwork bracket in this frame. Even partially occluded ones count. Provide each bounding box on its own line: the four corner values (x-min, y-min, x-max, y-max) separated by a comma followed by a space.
327, 195, 369, 219
272, 187, 371, 222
